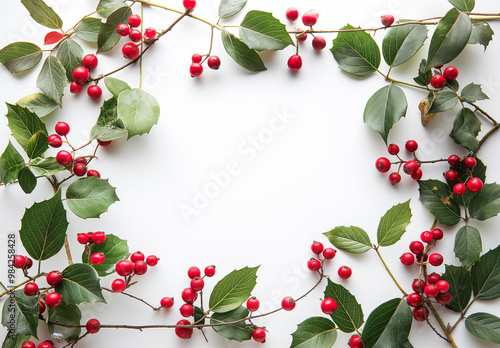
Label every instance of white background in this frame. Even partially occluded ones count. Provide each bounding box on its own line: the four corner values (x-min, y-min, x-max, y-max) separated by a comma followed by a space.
1, 0, 500, 347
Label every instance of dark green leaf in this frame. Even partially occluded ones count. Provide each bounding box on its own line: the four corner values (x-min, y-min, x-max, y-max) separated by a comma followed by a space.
17, 93, 58, 117
442, 265, 472, 312
97, 7, 132, 53
461, 83, 489, 103
0, 42, 43, 74
0, 142, 25, 185
218, 0, 247, 19
382, 22, 428, 67
48, 302, 81, 342
448, 0, 475, 12
331, 25, 380, 77
104, 77, 130, 98
427, 90, 458, 114
469, 183, 500, 221
66, 176, 119, 219
466, 312, 500, 344
26, 131, 48, 159
239, 11, 293, 51
468, 22, 494, 49
19, 190, 68, 260
209, 266, 259, 313
2, 334, 31, 348
323, 226, 371, 254
1, 290, 38, 337
90, 97, 128, 141
471, 245, 500, 301
18, 167, 37, 194
291, 317, 337, 348
324, 279, 363, 333
81, 234, 129, 276
425, 8, 472, 70
75, 17, 102, 43
447, 79, 460, 92
5, 103, 48, 154
28, 157, 65, 176
221, 29, 266, 72
450, 108, 481, 151
211, 306, 256, 342
413, 59, 432, 86
455, 225, 482, 269
363, 84, 407, 144
56, 263, 106, 304
56, 39, 84, 81
20, 0, 62, 29
117, 88, 160, 139
418, 179, 461, 226
194, 306, 205, 325
97, 0, 127, 17
36, 56, 67, 106
361, 298, 412, 348
377, 200, 412, 247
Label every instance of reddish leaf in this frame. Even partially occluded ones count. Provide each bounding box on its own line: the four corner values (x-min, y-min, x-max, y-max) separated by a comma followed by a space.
44, 31, 64, 45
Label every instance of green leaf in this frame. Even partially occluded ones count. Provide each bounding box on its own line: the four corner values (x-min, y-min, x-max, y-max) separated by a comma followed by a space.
413, 59, 432, 86
450, 108, 481, 151
448, 0, 475, 12
377, 200, 412, 247
66, 176, 119, 219
0, 42, 43, 74
218, 0, 247, 19
28, 157, 65, 176
442, 265, 472, 312
97, 7, 132, 53
363, 84, 408, 144
471, 245, 500, 301
469, 22, 494, 49
455, 225, 482, 269
75, 17, 102, 43
104, 77, 131, 98
20, 0, 63, 29
56, 264, 106, 304
194, 306, 205, 325
427, 90, 458, 114
90, 97, 128, 141
469, 183, 500, 221
418, 179, 461, 226
461, 83, 489, 103
425, 8, 472, 70
19, 190, 68, 260
209, 266, 259, 313
17, 93, 58, 117
17, 167, 37, 194
97, 0, 127, 17
221, 29, 266, 72
239, 11, 294, 51
1, 290, 38, 337
117, 88, 160, 139
56, 39, 84, 81
382, 22, 428, 67
331, 25, 380, 77
210, 306, 256, 342
324, 279, 364, 333
0, 142, 26, 185
291, 317, 337, 348
361, 298, 412, 348
26, 131, 48, 159
466, 312, 500, 344
5, 103, 48, 154
82, 234, 129, 276
2, 334, 32, 348
36, 56, 67, 106
323, 226, 371, 254
48, 302, 81, 342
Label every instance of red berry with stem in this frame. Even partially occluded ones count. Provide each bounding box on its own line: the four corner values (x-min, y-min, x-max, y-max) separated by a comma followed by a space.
287, 55, 302, 71
73, 163, 87, 177
111, 279, 126, 292
207, 55, 221, 70
21, 342, 35, 348
189, 63, 203, 77
45, 292, 62, 308
46, 271, 63, 287
403, 160, 419, 175
130, 251, 145, 263
405, 140, 418, 152
429, 253, 444, 266
427, 272, 441, 284
431, 228, 444, 240
285, 7, 299, 22
381, 14, 395, 27
144, 27, 156, 41
146, 255, 159, 266
443, 66, 459, 81
420, 231, 433, 243
204, 265, 216, 277
252, 327, 266, 343
389, 172, 401, 184
436, 292, 452, 305
87, 85, 102, 100
338, 266, 352, 279
467, 177, 483, 192
411, 169, 423, 181
375, 157, 391, 172
445, 169, 459, 182
116, 23, 130, 36
72, 66, 89, 84
388, 144, 399, 155
180, 303, 194, 317
128, 14, 141, 27
75, 156, 87, 164
424, 284, 439, 298
412, 279, 426, 293
430, 74, 446, 88
448, 155, 461, 166
321, 298, 338, 314
297, 31, 308, 42
97, 139, 112, 146
116, 259, 134, 276
82, 54, 98, 70
87, 232, 94, 240
453, 183, 466, 195
134, 260, 148, 275
190, 277, 204, 292
56, 150, 73, 166
187, 266, 201, 279
160, 297, 174, 308
24, 282, 39, 296
175, 319, 193, 339
302, 10, 318, 26
348, 334, 363, 348
87, 169, 101, 178
47, 134, 62, 148
436, 280, 450, 293
77, 233, 90, 244
307, 258, 321, 272
412, 305, 429, 321
191, 54, 202, 63
246, 296, 260, 312
312, 36, 326, 50
311, 241, 324, 254
55, 121, 70, 136
86, 318, 101, 334
183, 0, 196, 11
281, 296, 296, 311
91, 252, 105, 265
400, 252, 414, 266
70, 81, 82, 94
92, 231, 106, 244
181, 288, 197, 304
122, 42, 140, 60
39, 301, 46, 314
464, 157, 476, 168
409, 241, 425, 255
13, 255, 27, 268
406, 293, 422, 307
322, 248, 336, 259
129, 29, 142, 42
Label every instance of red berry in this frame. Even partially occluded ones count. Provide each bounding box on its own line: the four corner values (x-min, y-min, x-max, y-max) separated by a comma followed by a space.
405, 140, 418, 152
86, 318, 100, 334
189, 63, 203, 77
412, 305, 429, 321
412, 279, 426, 293
443, 66, 459, 81
311, 241, 324, 254
388, 144, 399, 155
24, 282, 39, 296
181, 288, 197, 304
130, 251, 145, 263
409, 241, 425, 255
134, 260, 148, 275
160, 297, 174, 308
464, 157, 476, 168
322, 248, 336, 259
403, 160, 419, 175
56, 150, 73, 166
191, 54, 202, 63
144, 27, 157, 41
25, 257, 32, 269
77, 233, 90, 244
204, 265, 216, 277
307, 258, 321, 272
431, 228, 444, 240
381, 14, 395, 27
453, 183, 466, 195
389, 172, 401, 185
430, 74, 446, 88
436, 280, 450, 293
21, 342, 36, 348
246, 296, 260, 312
116, 23, 130, 36
296, 31, 308, 42
122, 43, 140, 60
424, 284, 439, 298
187, 266, 201, 279
411, 169, 423, 181
82, 54, 98, 70
175, 319, 193, 339
321, 298, 337, 315
183, 0, 196, 11
406, 293, 422, 307
445, 169, 459, 182
302, 9, 318, 26
281, 296, 296, 311
46, 271, 63, 287
129, 29, 142, 42
55, 121, 70, 136
146, 255, 159, 266
39, 301, 46, 314
116, 259, 134, 276
448, 155, 461, 166
338, 266, 352, 279
375, 157, 391, 173
207, 55, 221, 70
128, 14, 142, 27
312, 36, 326, 50
75, 157, 87, 164
38, 341, 54, 348
47, 134, 63, 148
436, 292, 452, 305
190, 277, 204, 292
467, 177, 483, 192
420, 231, 433, 243
73, 163, 87, 177
45, 292, 62, 308
400, 252, 414, 266
287, 54, 302, 71
285, 7, 299, 22
348, 334, 363, 348
92, 231, 106, 244
72, 66, 90, 84
180, 303, 194, 317
427, 272, 441, 284
97, 139, 112, 147
111, 279, 126, 292
88, 85, 102, 100
91, 252, 105, 265
87, 169, 101, 178
13, 255, 27, 268
429, 253, 444, 266
70, 81, 82, 94
252, 327, 266, 343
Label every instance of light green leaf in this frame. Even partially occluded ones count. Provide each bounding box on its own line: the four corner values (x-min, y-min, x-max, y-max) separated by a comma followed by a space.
28, 157, 65, 176
377, 200, 412, 247
323, 226, 371, 254
66, 176, 119, 219
450, 108, 481, 152
5, 103, 48, 154
418, 179, 461, 226
221, 29, 266, 72
469, 183, 500, 221
448, 0, 475, 12
471, 245, 500, 301
218, 0, 248, 19
210, 306, 256, 342
461, 83, 489, 103
0, 141, 26, 185
18, 166, 37, 194
56, 39, 84, 81
466, 312, 500, 344
20, 0, 63, 29
442, 265, 472, 312
97, 0, 127, 17
239, 11, 294, 51
36, 56, 67, 106
97, 7, 132, 53
382, 22, 428, 67
48, 302, 81, 342
82, 234, 129, 276
324, 279, 364, 333
468, 22, 494, 49
455, 225, 482, 269
17, 93, 58, 117
90, 97, 128, 141
291, 317, 337, 348
117, 88, 160, 139
104, 77, 131, 98
56, 264, 106, 304
427, 90, 458, 114
26, 131, 48, 159
0, 42, 43, 74
75, 17, 102, 43
1, 290, 38, 337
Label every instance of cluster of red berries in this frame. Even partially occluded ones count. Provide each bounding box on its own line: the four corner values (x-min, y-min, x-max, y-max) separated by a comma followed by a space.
69, 54, 102, 99
78, 231, 107, 265
376, 140, 422, 184
445, 155, 483, 195
189, 53, 221, 77
110, 252, 160, 293
430, 66, 459, 89
381, 14, 395, 27
12, 254, 33, 270
117, 14, 157, 60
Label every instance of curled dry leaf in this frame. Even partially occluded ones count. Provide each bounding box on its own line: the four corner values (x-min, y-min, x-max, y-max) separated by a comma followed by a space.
419, 97, 437, 127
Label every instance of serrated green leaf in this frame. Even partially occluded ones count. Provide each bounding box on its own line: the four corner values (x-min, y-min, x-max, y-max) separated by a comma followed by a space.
2, 334, 31, 348
36, 56, 66, 106
20, 0, 62, 29
90, 97, 128, 141
75, 17, 102, 43
18, 167, 37, 194
97, 7, 132, 53
291, 317, 337, 348
450, 108, 481, 152
82, 234, 129, 276
413, 59, 432, 86
26, 131, 48, 159
28, 157, 65, 176
218, 0, 247, 19
19, 190, 68, 260
117, 88, 160, 139
221, 29, 266, 72
455, 225, 482, 269
104, 77, 131, 98
323, 226, 371, 254
363, 84, 407, 144
209, 266, 259, 313
0, 142, 26, 185
469, 22, 494, 49
442, 264, 472, 312
66, 176, 119, 219
324, 279, 363, 333
466, 312, 500, 344
469, 183, 500, 221
0, 42, 43, 74
56, 264, 105, 304
461, 83, 489, 103
56, 39, 84, 81
211, 306, 256, 342
427, 90, 458, 114
5, 103, 48, 154
425, 8, 472, 70
377, 200, 412, 247
1, 290, 38, 337
17, 93, 58, 117
97, 0, 127, 17
48, 302, 81, 342
448, 0, 475, 12
418, 180, 461, 226
239, 11, 293, 51
382, 22, 428, 67
471, 245, 500, 301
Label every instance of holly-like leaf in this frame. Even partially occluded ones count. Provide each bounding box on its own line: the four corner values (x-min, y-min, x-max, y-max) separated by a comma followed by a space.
221, 29, 266, 72
469, 22, 494, 49
90, 97, 128, 141
323, 226, 372, 254
44, 31, 64, 45
471, 245, 500, 301
104, 77, 130, 98
5, 103, 48, 155
425, 8, 472, 70
450, 108, 481, 152
56, 39, 84, 81
0, 142, 26, 185
239, 11, 294, 51
291, 317, 337, 348
363, 84, 408, 144
210, 306, 256, 342
28, 157, 65, 176
82, 234, 129, 276
442, 265, 472, 312
361, 298, 412, 348
324, 279, 364, 333
26, 131, 48, 159
455, 225, 482, 269
0, 42, 43, 74
2, 334, 32, 348
218, 0, 248, 19
209, 266, 259, 313
65, 176, 119, 219
97, 0, 127, 17
20, 0, 63, 29
427, 90, 458, 114
18, 167, 37, 194
331, 25, 380, 77
413, 59, 432, 86
468, 183, 500, 221
17, 93, 58, 117
117, 88, 160, 139
418, 179, 461, 226
75, 17, 102, 43
97, 7, 132, 53
461, 83, 489, 103
448, 0, 475, 12
36, 56, 67, 106
48, 302, 81, 342
382, 22, 428, 67
377, 200, 412, 247
1, 290, 38, 337
465, 312, 500, 344
56, 264, 106, 304
19, 190, 68, 260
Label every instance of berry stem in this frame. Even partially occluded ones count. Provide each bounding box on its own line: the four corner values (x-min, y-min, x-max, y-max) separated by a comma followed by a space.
373, 246, 408, 296
102, 287, 159, 310
64, 235, 74, 265
424, 298, 458, 348
0, 273, 45, 298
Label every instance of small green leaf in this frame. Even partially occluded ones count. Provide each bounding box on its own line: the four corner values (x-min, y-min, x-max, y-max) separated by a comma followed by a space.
468, 22, 494, 49
363, 84, 408, 144
382, 22, 428, 67
291, 317, 337, 348
28, 157, 65, 176
66, 176, 119, 219
5, 103, 48, 154
104, 77, 131, 98
56, 39, 84, 81
455, 225, 482, 269
377, 200, 412, 247
461, 83, 489, 103
56, 264, 106, 304
448, 0, 475, 12
218, 0, 248, 19
1, 290, 38, 337
82, 234, 129, 276
442, 265, 472, 312
117, 88, 160, 139
75, 17, 102, 43
450, 108, 481, 152
17, 93, 58, 117
239, 11, 294, 51
48, 302, 81, 342
36, 56, 67, 106
413, 59, 432, 86
427, 90, 458, 114
469, 183, 500, 221
471, 245, 500, 301
90, 97, 128, 141
221, 29, 266, 72
0, 42, 43, 74
26, 131, 48, 159
2, 334, 32, 348
210, 306, 256, 342
323, 226, 371, 254
97, 7, 132, 53
18, 167, 37, 194
20, 0, 63, 29
418, 180, 461, 226
0, 141, 26, 185
324, 279, 364, 333
97, 0, 127, 17
209, 266, 259, 313
466, 312, 500, 344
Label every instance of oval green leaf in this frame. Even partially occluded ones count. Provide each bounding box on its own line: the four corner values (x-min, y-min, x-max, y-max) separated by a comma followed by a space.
442, 264, 472, 312
97, 0, 127, 17
104, 77, 131, 98
97, 6, 132, 53
324, 279, 364, 333
454, 225, 482, 269
36, 56, 67, 106
17, 93, 58, 117
82, 234, 129, 276
466, 312, 500, 344
469, 183, 500, 221
291, 317, 337, 348
26, 130, 48, 159
117, 88, 160, 139
377, 200, 412, 247
56, 263, 106, 304
20, 0, 63, 29
66, 176, 119, 219
382, 22, 428, 67
0, 42, 43, 74
56, 39, 84, 81
218, 0, 248, 19
18, 166, 37, 194
427, 90, 459, 114
28, 157, 65, 176
5, 103, 48, 154
323, 226, 371, 254
450, 108, 482, 152
210, 306, 256, 342
221, 29, 266, 72
418, 179, 461, 226
75, 17, 102, 43
461, 83, 489, 104
471, 245, 500, 301
48, 302, 81, 342
449, 0, 475, 12
239, 11, 294, 51
0, 141, 26, 185
1, 290, 38, 337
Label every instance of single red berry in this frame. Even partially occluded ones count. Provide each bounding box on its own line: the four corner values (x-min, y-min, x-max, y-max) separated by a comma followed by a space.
464, 157, 476, 168
91, 252, 105, 265
411, 169, 423, 181
431, 228, 444, 240
246, 296, 260, 312
389, 172, 401, 185
122, 42, 140, 60
116, 23, 130, 36
130, 251, 145, 263
87, 169, 101, 178
46, 271, 63, 287
296, 31, 308, 42
287, 54, 302, 71
375, 157, 391, 173
88, 85, 102, 100
403, 160, 419, 175
183, 0, 196, 11
321, 298, 338, 315
430, 74, 446, 88
424, 284, 439, 298
189, 63, 203, 77
434, 65, 443, 69
55, 121, 70, 136
128, 14, 142, 27
21, 342, 36, 348
73, 163, 87, 177
129, 29, 142, 42
191, 54, 202, 63
82, 54, 98, 70
436, 280, 450, 293
134, 260, 148, 275
436, 292, 452, 305
39, 301, 46, 314
92, 231, 106, 244
111, 279, 126, 292
322, 248, 336, 259
175, 319, 193, 339
445, 169, 459, 182
448, 155, 461, 166
312, 36, 326, 50
443, 66, 459, 81
427, 272, 441, 284
429, 253, 444, 266
180, 303, 194, 317
56, 150, 73, 166
13, 255, 27, 268
252, 327, 266, 343
45, 292, 62, 308
467, 177, 483, 192
338, 266, 352, 279
311, 241, 324, 254
72, 66, 90, 84
24, 282, 39, 296
97, 139, 112, 147
281, 296, 296, 311
412, 305, 429, 321
47, 134, 63, 148
381, 14, 395, 27
204, 265, 216, 277
75, 156, 87, 164
348, 334, 364, 348
181, 288, 197, 304
409, 241, 425, 255
146, 255, 159, 266
207, 55, 221, 70
307, 258, 321, 272
453, 183, 466, 195
187, 266, 201, 279
405, 140, 418, 152
420, 231, 433, 243
38, 341, 54, 348
406, 293, 422, 307
190, 277, 204, 292
116, 259, 134, 276
302, 9, 318, 26
70, 81, 82, 94
77, 233, 90, 244
86, 318, 101, 334
160, 297, 174, 308
412, 279, 426, 293
400, 252, 415, 266
144, 27, 157, 42
285, 7, 299, 22
25, 257, 32, 269
388, 144, 400, 155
